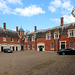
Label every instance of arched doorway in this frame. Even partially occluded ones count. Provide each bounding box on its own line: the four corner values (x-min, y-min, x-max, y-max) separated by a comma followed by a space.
37, 43, 45, 51
38, 45, 44, 51
21, 45, 23, 51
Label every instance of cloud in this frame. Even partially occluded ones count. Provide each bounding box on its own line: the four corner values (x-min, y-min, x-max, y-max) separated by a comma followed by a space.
63, 15, 75, 23
62, 1, 73, 10
48, 6, 56, 12
50, 14, 75, 24
7, 0, 23, 5
49, 0, 75, 24
0, 0, 11, 14
48, 0, 73, 13
50, 18, 60, 23
0, 0, 45, 16
14, 5, 45, 17
50, 0, 61, 8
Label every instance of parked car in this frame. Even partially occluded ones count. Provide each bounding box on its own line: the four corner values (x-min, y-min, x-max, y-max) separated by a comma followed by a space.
3, 49, 13, 53
57, 48, 75, 55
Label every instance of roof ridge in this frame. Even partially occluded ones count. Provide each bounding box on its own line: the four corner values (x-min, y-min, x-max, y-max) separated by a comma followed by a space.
0, 28, 17, 33
27, 22, 75, 35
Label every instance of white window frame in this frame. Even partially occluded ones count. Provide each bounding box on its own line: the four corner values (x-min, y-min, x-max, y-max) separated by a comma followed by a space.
60, 41, 66, 49
3, 37, 6, 42
32, 44, 35, 50
11, 38, 14, 42
25, 38, 28, 42
51, 43, 54, 50
54, 32, 59, 39
24, 45, 26, 49
32, 36, 35, 42
69, 41, 74, 49
68, 29, 75, 38
17, 39, 19, 42
28, 44, 30, 50
46, 33, 50, 40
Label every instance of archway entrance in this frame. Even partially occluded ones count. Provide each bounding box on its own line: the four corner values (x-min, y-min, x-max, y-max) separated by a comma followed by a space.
21, 45, 23, 51
37, 43, 45, 51
1, 47, 3, 52
38, 45, 44, 51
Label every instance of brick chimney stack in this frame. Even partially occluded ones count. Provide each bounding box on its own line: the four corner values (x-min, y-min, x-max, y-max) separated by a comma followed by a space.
3, 23, 6, 30
34, 26, 37, 32
60, 17, 64, 26
16, 26, 18, 32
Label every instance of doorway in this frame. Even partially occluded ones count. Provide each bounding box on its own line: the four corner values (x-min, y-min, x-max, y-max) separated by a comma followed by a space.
60, 41, 66, 49
10, 46, 14, 51
21, 45, 23, 51
13, 47, 14, 51
1, 47, 3, 52
37, 43, 45, 51
16, 47, 18, 51
38, 45, 44, 51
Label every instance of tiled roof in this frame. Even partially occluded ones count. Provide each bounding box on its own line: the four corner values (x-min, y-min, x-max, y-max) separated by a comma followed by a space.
0, 28, 20, 38
26, 22, 75, 39
18, 27, 24, 31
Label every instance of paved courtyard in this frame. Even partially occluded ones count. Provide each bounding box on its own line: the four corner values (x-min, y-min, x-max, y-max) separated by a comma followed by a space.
0, 50, 75, 75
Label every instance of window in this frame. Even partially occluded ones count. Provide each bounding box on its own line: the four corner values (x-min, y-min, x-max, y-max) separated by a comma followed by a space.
54, 32, 59, 39
17, 46, 20, 50
11, 38, 13, 42
69, 41, 74, 49
24, 45, 26, 49
51, 43, 54, 50
32, 36, 35, 42
69, 30, 74, 37
46, 33, 50, 40
32, 44, 35, 50
3, 37, 6, 41
20, 32, 23, 36
25, 38, 28, 42
28, 44, 30, 49
17, 39, 19, 42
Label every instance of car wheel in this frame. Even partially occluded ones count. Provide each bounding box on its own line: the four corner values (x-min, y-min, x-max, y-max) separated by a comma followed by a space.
62, 52, 65, 55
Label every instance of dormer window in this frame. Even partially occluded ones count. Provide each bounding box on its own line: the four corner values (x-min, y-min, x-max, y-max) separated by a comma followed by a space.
3, 37, 6, 42
46, 33, 50, 40
32, 36, 35, 42
11, 38, 13, 42
68, 30, 74, 37
54, 32, 59, 39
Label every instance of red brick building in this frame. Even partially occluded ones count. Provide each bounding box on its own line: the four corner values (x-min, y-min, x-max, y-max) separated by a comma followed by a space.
24, 17, 75, 51
0, 23, 24, 52
0, 17, 75, 52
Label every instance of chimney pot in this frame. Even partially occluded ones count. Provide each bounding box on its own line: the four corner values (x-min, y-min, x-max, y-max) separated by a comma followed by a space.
34, 26, 37, 32
3, 23, 6, 30
16, 26, 18, 32
60, 17, 64, 26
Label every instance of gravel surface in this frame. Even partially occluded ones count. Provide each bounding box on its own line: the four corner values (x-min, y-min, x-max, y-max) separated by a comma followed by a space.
0, 50, 75, 75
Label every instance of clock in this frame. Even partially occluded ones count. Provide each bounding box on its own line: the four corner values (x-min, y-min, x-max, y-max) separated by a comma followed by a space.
72, 7, 75, 17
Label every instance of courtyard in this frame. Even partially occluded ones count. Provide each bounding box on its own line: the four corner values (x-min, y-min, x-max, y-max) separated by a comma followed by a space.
0, 50, 75, 75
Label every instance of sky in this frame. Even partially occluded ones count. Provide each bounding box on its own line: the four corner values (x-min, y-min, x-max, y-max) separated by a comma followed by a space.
0, 0, 75, 32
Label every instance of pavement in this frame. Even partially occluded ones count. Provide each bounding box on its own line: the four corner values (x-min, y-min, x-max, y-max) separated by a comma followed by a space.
0, 50, 75, 75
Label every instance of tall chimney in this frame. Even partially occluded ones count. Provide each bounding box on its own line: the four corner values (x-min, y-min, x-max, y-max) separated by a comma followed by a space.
60, 17, 64, 26
16, 26, 18, 32
34, 26, 37, 32
3, 23, 6, 30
